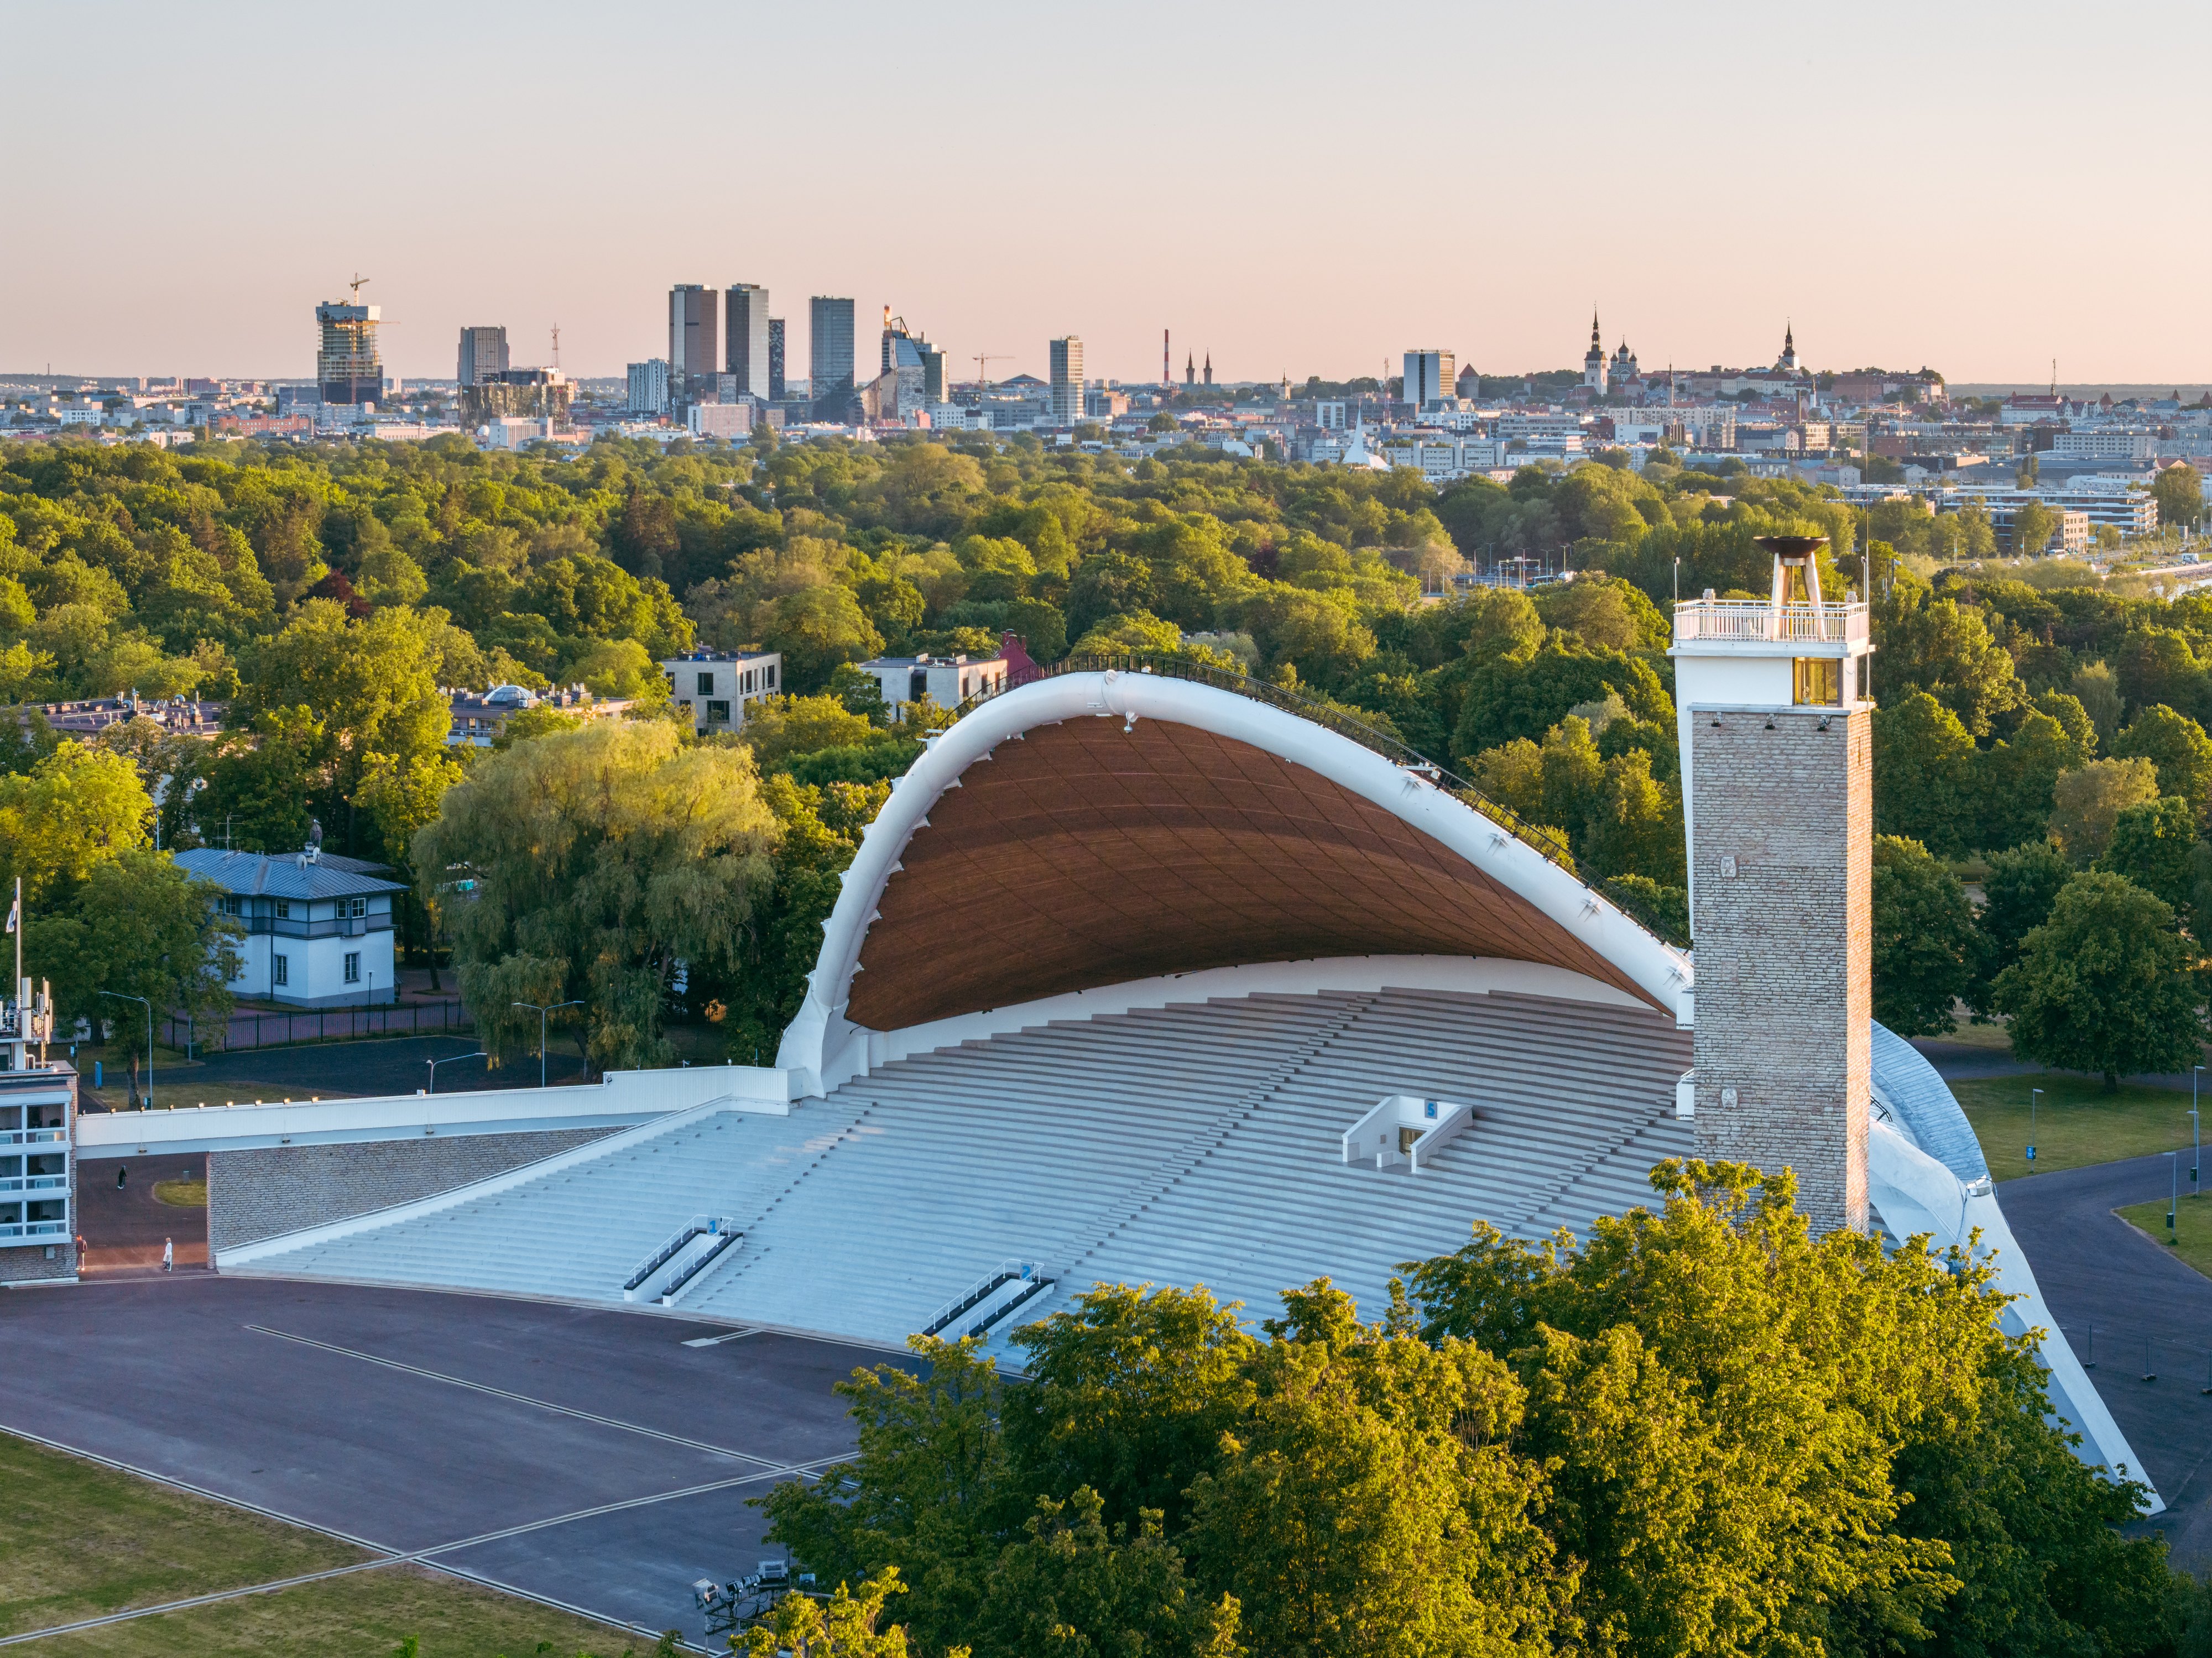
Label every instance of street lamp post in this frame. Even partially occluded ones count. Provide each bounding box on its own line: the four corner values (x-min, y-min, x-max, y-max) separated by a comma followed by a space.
98, 991, 153, 1110
2169, 1150, 2181, 1241
2027, 1087, 2042, 1167
2194, 1067, 2203, 1191
512, 1000, 583, 1089
426, 1050, 486, 1095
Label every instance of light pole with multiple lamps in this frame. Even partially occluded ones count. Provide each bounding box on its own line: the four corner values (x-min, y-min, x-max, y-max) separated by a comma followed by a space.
97, 991, 153, 1109
512, 1001, 583, 1089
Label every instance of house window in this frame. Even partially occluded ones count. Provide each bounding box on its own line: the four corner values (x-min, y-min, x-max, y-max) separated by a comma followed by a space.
349, 897, 367, 918
696, 672, 715, 696
343, 951, 360, 984
705, 699, 732, 724
765, 662, 776, 688
272, 954, 289, 986
220, 896, 242, 916
273, 899, 291, 920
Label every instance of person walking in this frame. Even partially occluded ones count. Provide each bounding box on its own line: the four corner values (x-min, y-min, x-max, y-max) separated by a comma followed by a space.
161, 1237, 173, 1274
116, 1165, 127, 1190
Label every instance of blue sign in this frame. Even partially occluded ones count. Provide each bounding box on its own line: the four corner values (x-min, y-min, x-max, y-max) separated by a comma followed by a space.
2025, 1146, 2036, 1162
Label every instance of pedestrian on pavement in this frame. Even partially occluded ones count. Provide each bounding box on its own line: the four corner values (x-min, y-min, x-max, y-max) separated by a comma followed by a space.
162, 1237, 173, 1273
116, 1165, 127, 1190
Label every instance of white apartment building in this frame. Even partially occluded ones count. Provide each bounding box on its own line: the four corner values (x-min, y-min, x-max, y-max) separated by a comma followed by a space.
1939, 483, 2157, 540
174, 848, 406, 1008
661, 650, 782, 733
0, 981, 74, 1284
687, 402, 753, 439
1314, 401, 1347, 431
2053, 430, 2157, 464
855, 653, 1008, 715
1496, 413, 1588, 444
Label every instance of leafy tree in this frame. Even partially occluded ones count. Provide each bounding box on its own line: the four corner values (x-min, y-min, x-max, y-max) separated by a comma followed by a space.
1975, 704, 2093, 854
1582, 747, 1684, 886
2154, 462, 2203, 532
966, 1491, 1242, 1658
29, 851, 241, 1103
1871, 572, 2022, 737
1970, 840, 2073, 1016
414, 721, 776, 1074
1404, 1161, 2171, 1656
2113, 703, 2212, 826
0, 708, 59, 776
769, 584, 886, 697
1872, 836, 1979, 1035
1005, 1284, 1254, 1539
2072, 660, 2124, 751
757, 1337, 1012, 1648
737, 1567, 917, 1658
1995, 870, 2206, 1087
0, 744, 153, 906
2101, 796, 2198, 914
1873, 691, 1977, 857
2011, 499, 2060, 557
1185, 1282, 1561, 1658
2049, 757, 2159, 864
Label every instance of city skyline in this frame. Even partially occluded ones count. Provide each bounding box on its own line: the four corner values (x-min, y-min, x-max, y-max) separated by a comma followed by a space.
5, 2, 2209, 384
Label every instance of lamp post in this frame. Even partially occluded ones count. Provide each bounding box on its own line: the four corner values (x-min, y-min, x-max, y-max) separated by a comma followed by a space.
2169, 1150, 2181, 1241
426, 1050, 486, 1095
2027, 1087, 2041, 1167
512, 1000, 583, 1089
2194, 1067, 2203, 1191
98, 991, 153, 1110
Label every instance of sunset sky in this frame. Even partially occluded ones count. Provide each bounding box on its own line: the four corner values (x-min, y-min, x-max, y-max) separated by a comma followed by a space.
7, 1, 2206, 386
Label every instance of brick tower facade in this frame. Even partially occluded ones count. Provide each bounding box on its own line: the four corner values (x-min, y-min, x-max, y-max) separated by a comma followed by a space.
1672, 537, 1874, 1234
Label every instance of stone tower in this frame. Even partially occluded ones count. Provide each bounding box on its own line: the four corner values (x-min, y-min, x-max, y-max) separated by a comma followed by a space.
1671, 536, 1874, 1233
1583, 309, 1608, 395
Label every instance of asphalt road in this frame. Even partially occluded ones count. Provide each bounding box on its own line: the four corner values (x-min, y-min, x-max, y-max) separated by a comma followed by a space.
0, 1278, 901, 1641
2000, 1154, 2212, 1565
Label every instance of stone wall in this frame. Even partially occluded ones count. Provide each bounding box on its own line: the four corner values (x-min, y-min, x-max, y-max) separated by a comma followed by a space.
0, 1236, 76, 1284
208, 1127, 619, 1254
1689, 706, 1871, 1233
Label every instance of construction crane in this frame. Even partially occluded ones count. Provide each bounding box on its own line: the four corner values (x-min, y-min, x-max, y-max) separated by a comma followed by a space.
972, 352, 1010, 391
348, 273, 371, 300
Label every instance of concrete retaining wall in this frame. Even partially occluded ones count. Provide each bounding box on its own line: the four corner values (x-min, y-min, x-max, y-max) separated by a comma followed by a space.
209, 1127, 618, 1253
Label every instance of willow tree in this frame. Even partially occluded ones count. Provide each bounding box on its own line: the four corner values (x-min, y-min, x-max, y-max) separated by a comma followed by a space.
414, 720, 776, 1075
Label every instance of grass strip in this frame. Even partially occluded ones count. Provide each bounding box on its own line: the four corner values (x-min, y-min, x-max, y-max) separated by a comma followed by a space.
1950, 1073, 2208, 1181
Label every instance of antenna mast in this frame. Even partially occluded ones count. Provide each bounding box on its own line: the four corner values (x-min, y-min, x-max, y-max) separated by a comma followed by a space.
551, 323, 561, 373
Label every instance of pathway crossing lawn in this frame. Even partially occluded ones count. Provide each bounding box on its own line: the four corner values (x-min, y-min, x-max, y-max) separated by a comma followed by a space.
0, 1433, 651, 1656
1950, 1074, 2210, 1181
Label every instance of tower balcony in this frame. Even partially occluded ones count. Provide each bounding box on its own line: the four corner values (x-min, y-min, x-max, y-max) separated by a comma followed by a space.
1672, 599, 1868, 650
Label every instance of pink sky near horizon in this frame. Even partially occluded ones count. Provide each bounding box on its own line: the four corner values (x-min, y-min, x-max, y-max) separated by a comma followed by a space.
5, 2, 2207, 388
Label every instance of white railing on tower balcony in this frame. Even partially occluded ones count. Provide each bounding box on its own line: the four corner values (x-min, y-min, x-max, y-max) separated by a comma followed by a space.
1673, 600, 1868, 645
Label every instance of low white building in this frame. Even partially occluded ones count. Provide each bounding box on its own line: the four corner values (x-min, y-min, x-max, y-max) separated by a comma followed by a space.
855, 653, 1008, 716
174, 848, 407, 1008
661, 650, 782, 733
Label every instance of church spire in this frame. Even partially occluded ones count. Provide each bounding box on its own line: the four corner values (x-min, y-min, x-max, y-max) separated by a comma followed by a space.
1590, 307, 1601, 349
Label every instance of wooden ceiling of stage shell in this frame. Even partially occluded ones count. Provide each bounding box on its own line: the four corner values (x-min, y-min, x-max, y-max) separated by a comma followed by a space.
843, 715, 1655, 1032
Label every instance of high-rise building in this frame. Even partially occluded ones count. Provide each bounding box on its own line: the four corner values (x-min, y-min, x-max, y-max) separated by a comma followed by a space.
1048, 337, 1084, 426
1404, 349, 1455, 410
669, 285, 718, 396
810, 296, 856, 419
456, 326, 509, 388
315, 296, 382, 406
883, 312, 947, 411
627, 359, 671, 415
768, 318, 786, 401
724, 284, 771, 401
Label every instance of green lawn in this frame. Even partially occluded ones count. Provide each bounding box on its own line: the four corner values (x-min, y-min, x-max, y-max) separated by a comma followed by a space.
2115, 1193, 2212, 1281
1949, 1073, 2211, 1183
0, 1433, 658, 1655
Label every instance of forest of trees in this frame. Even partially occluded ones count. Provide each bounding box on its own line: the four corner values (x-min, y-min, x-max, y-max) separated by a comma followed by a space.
1, 429, 2205, 1079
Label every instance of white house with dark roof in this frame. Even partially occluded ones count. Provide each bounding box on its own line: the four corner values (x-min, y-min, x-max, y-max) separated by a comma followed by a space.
174, 848, 408, 1007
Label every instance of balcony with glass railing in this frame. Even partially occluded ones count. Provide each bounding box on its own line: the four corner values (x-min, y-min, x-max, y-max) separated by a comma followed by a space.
1673, 599, 1869, 645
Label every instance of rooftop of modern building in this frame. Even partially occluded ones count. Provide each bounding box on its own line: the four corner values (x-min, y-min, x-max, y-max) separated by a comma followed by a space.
661, 649, 781, 664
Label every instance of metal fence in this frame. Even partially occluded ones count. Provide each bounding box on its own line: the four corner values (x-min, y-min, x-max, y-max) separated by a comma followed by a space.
161, 1000, 474, 1054
2057, 1322, 2212, 1392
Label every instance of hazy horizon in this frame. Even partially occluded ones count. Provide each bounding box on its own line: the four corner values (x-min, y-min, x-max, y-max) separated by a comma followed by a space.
7, 1, 2207, 387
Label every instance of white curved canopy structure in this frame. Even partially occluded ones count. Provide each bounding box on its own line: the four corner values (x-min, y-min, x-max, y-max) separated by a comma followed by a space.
779, 670, 1692, 1094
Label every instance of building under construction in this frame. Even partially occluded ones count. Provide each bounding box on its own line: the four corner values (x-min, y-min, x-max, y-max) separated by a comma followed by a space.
315, 288, 382, 406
